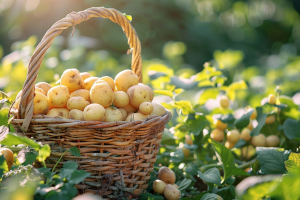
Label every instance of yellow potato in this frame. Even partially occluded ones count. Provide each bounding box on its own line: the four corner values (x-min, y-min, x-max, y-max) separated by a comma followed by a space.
84, 77, 99, 90
158, 166, 176, 185
266, 135, 280, 147
60, 69, 84, 92
227, 129, 240, 143
94, 80, 108, 86
80, 72, 91, 80
150, 102, 166, 116
210, 129, 224, 142
122, 103, 137, 113
214, 119, 227, 130
47, 85, 70, 108
33, 92, 50, 115
35, 87, 46, 96
67, 96, 90, 111
83, 104, 105, 121
153, 180, 166, 194
125, 113, 148, 121
127, 85, 150, 108
69, 109, 84, 121
241, 128, 251, 142
164, 185, 181, 200
69, 68, 80, 74
138, 102, 153, 115
0, 148, 14, 170
225, 141, 235, 149
265, 115, 276, 124
115, 69, 139, 92
185, 135, 193, 145
105, 107, 123, 122
70, 89, 90, 102
36, 82, 52, 95
99, 76, 115, 91
113, 91, 129, 108
90, 83, 114, 107
118, 108, 127, 121
172, 184, 179, 189
47, 108, 70, 119
251, 134, 266, 147
138, 83, 154, 101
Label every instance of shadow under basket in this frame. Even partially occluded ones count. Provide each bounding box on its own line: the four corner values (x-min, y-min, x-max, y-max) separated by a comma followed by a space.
11, 111, 171, 199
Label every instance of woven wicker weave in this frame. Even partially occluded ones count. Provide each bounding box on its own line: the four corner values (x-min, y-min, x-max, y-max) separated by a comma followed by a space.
10, 7, 171, 199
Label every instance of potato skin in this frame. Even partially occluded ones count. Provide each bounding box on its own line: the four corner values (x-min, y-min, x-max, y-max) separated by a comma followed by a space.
125, 113, 148, 121
70, 89, 90, 102
115, 70, 139, 92
84, 77, 99, 90
150, 102, 166, 116
118, 108, 127, 121
33, 92, 50, 115
90, 83, 114, 107
127, 85, 150, 108
69, 109, 84, 121
164, 184, 181, 200
36, 82, 52, 95
47, 85, 70, 108
122, 103, 137, 113
67, 96, 90, 111
47, 108, 70, 119
99, 76, 115, 91
153, 179, 166, 194
158, 166, 176, 185
35, 87, 46, 96
266, 135, 280, 147
80, 72, 91, 80
210, 129, 224, 142
138, 83, 154, 101
138, 102, 153, 115
251, 133, 266, 147
105, 107, 123, 122
83, 104, 105, 121
113, 91, 129, 108
60, 69, 84, 92
0, 148, 14, 170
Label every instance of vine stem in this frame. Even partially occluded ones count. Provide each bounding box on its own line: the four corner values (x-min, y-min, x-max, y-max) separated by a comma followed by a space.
199, 158, 256, 172
52, 151, 67, 172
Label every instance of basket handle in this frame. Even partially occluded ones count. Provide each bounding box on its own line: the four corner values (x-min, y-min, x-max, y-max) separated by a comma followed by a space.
17, 7, 142, 132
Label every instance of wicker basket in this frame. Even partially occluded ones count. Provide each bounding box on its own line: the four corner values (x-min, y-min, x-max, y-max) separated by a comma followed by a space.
10, 7, 171, 199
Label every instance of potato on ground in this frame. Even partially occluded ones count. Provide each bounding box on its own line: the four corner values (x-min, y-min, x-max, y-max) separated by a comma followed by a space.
99, 76, 115, 91
125, 113, 148, 121
67, 96, 90, 111
69, 109, 84, 121
105, 107, 123, 122
118, 108, 127, 121
138, 102, 153, 115
158, 166, 176, 185
36, 82, 52, 95
138, 83, 154, 101
153, 180, 166, 194
47, 108, 70, 119
80, 72, 91, 80
83, 104, 105, 121
70, 89, 90, 102
33, 92, 50, 115
122, 103, 137, 113
84, 77, 99, 90
60, 69, 84, 92
127, 85, 150, 108
0, 148, 14, 170
47, 85, 70, 108
164, 184, 181, 200
115, 69, 139, 92
173, 184, 179, 189
150, 102, 166, 116
35, 87, 46, 96
90, 83, 114, 107
113, 91, 129, 108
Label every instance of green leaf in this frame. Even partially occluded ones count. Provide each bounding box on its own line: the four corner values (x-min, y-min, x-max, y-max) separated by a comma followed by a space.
256, 147, 291, 174
161, 129, 176, 145
234, 110, 253, 129
211, 141, 249, 181
233, 139, 247, 148
0, 91, 12, 107
198, 88, 219, 105
154, 90, 173, 97
283, 118, 300, 141
59, 168, 75, 180
178, 178, 192, 191
37, 144, 51, 162
23, 152, 38, 165
139, 192, 164, 200
1, 133, 41, 150
0, 155, 8, 176
185, 162, 199, 175
63, 161, 78, 170
60, 183, 78, 198
217, 187, 235, 200
285, 152, 300, 172
170, 148, 184, 163
186, 114, 209, 136
218, 114, 235, 125
279, 95, 298, 110
68, 170, 90, 184
198, 168, 221, 185
69, 146, 81, 157
250, 107, 267, 137
200, 193, 218, 200
174, 100, 194, 115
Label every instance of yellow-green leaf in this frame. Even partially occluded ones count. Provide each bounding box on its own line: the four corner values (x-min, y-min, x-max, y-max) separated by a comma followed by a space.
154, 90, 173, 97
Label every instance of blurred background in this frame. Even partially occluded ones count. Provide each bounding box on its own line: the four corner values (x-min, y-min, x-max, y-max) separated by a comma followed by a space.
1, 0, 300, 110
